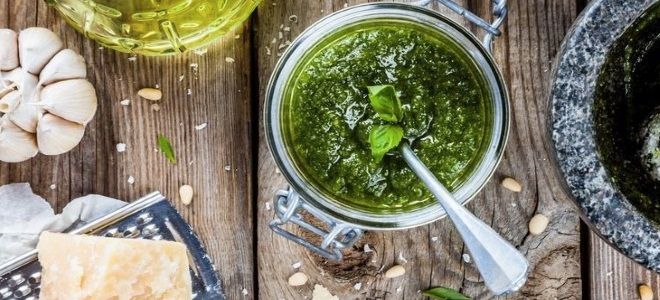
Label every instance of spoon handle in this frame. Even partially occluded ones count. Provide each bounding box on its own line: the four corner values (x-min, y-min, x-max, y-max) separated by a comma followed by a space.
401, 143, 528, 295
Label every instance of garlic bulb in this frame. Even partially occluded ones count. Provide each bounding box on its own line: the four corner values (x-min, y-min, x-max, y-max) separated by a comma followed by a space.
0, 29, 18, 71
40, 79, 97, 125
0, 116, 38, 163
37, 113, 85, 156
18, 28, 64, 75
0, 27, 97, 163
39, 49, 86, 86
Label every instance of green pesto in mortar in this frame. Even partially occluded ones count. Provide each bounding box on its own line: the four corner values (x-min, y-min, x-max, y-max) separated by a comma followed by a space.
282, 21, 493, 213
594, 2, 660, 223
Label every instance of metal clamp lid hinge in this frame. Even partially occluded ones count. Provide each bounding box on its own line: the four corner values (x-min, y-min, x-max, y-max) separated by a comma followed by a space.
269, 188, 363, 261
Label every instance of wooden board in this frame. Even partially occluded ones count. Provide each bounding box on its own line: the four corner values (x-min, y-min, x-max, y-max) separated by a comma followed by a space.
255, 1, 583, 299
4, 1, 660, 299
0, 1, 255, 299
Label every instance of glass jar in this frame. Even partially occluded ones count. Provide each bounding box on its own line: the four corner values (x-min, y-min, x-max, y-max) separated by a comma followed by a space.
45, 0, 260, 56
265, 1, 509, 260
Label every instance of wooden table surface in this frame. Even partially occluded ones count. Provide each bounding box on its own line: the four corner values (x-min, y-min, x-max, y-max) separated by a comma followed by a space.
1, 0, 659, 299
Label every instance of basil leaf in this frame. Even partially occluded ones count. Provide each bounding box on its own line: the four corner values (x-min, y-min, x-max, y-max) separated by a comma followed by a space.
157, 135, 177, 164
368, 84, 403, 122
369, 125, 404, 162
422, 287, 471, 300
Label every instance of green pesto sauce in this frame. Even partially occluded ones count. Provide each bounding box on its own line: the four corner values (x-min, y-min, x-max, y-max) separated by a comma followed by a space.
283, 21, 492, 213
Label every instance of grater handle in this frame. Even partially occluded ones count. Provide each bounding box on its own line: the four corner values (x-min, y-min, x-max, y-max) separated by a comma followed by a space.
269, 188, 362, 261
416, 0, 508, 53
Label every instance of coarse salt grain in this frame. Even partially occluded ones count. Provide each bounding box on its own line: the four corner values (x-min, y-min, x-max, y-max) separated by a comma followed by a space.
398, 252, 407, 264
178, 75, 185, 82
463, 253, 471, 263
225, 57, 235, 63
363, 244, 373, 253
265, 47, 272, 56
265, 202, 271, 211
49, 184, 56, 190
431, 236, 438, 242
116, 143, 127, 153
292, 261, 302, 269
224, 165, 231, 171
120, 99, 130, 106
127, 176, 135, 184
353, 283, 362, 290
193, 48, 208, 56
242, 288, 248, 296
187, 88, 192, 96
128, 56, 137, 61
195, 123, 208, 130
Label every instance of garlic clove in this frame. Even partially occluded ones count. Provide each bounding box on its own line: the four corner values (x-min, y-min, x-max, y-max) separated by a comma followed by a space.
0, 90, 20, 113
0, 29, 19, 71
40, 79, 97, 125
7, 70, 42, 133
18, 28, 63, 75
0, 116, 38, 163
10, 103, 43, 133
37, 113, 85, 155
39, 49, 87, 86
1, 68, 38, 98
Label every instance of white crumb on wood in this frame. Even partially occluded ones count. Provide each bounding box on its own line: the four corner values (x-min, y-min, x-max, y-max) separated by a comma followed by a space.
195, 123, 208, 130
116, 143, 126, 153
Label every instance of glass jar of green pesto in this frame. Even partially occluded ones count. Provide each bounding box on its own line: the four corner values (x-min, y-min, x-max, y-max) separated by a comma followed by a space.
266, 1, 509, 260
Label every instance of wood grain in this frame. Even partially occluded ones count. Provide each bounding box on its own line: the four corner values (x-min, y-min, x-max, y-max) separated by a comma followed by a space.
255, 1, 583, 299
0, 2, 255, 299
589, 232, 660, 299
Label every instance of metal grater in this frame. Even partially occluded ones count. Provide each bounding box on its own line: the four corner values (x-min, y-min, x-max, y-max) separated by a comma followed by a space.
0, 192, 224, 300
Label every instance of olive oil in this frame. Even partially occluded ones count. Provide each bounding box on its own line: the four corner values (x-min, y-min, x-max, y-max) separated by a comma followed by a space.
46, 0, 260, 56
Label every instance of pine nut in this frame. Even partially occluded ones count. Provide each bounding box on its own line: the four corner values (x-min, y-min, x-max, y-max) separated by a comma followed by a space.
137, 88, 162, 101
529, 214, 549, 235
384, 265, 405, 278
502, 177, 522, 192
288, 272, 308, 286
179, 185, 194, 205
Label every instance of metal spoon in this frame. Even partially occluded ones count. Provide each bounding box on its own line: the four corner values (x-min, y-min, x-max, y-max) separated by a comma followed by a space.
400, 142, 528, 295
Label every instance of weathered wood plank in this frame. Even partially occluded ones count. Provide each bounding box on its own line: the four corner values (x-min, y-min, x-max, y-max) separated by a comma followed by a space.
0, 2, 255, 299
589, 233, 660, 299
255, 1, 582, 299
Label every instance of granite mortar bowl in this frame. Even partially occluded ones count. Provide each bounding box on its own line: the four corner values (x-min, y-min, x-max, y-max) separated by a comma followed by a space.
550, 0, 660, 271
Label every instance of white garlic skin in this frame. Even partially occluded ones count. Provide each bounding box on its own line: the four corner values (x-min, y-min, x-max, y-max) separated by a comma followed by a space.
37, 113, 85, 155
0, 117, 38, 163
18, 27, 63, 75
39, 49, 87, 86
40, 79, 97, 125
0, 90, 20, 113
0, 29, 18, 71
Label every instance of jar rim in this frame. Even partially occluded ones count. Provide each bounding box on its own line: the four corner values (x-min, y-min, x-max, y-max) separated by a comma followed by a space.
264, 2, 510, 230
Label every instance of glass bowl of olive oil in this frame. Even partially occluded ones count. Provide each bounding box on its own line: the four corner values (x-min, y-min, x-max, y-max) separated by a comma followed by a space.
45, 0, 260, 56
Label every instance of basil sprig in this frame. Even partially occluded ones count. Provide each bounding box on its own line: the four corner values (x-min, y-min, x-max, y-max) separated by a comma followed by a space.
157, 134, 177, 164
367, 84, 404, 162
369, 125, 404, 162
368, 85, 403, 122
423, 287, 471, 300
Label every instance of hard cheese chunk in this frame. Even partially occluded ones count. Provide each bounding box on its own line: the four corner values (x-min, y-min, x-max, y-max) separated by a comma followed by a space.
37, 232, 192, 300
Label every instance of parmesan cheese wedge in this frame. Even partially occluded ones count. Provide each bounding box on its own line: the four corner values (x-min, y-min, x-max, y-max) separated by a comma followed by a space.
37, 232, 192, 300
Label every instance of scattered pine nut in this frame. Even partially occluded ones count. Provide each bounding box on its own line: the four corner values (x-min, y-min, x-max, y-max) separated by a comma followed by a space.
179, 185, 194, 205
288, 272, 308, 286
384, 265, 405, 278
639, 284, 653, 300
137, 88, 162, 101
501, 177, 522, 192
529, 214, 549, 235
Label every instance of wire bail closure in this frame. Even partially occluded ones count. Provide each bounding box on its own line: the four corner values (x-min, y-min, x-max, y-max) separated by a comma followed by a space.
269, 188, 363, 260
268, 0, 508, 261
